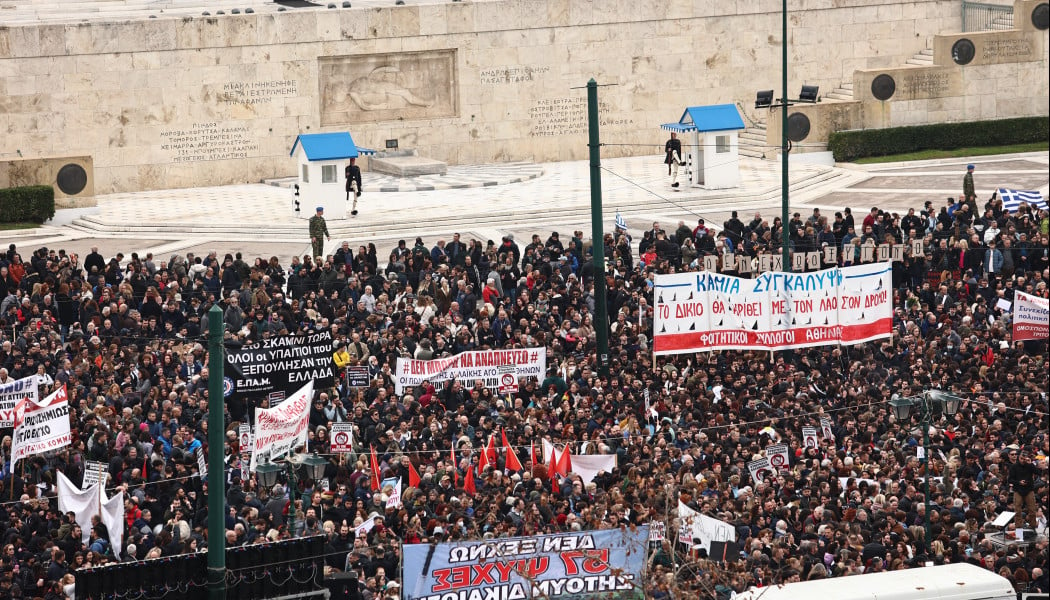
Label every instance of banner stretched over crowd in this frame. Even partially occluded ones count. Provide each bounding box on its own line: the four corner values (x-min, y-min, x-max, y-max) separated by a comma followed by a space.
676, 502, 736, 554
1013, 291, 1049, 341
223, 331, 334, 403
394, 348, 546, 395
401, 527, 648, 600
12, 385, 71, 467
0, 374, 42, 428
250, 380, 313, 469
652, 263, 893, 354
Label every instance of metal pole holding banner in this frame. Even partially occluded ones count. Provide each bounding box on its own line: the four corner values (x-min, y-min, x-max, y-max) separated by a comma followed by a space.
781, 0, 791, 274
206, 304, 226, 600
587, 78, 610, 378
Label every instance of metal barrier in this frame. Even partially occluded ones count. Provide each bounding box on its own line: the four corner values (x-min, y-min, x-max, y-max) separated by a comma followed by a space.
962, 0, 1014, 31
76, 535, 327, 600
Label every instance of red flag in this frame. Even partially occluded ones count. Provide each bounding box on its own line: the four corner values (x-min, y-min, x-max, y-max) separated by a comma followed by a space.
142, 456, 148, 480
463, 465, 477, 495
450, 443, 458, 485
478, 441, 489, 472
502, 429, 523, 472
555, 444, 572, 476
408, 460, 421, 489
369, 445, 382, 491
549, 445, 562, 485
485, 434, 498, 467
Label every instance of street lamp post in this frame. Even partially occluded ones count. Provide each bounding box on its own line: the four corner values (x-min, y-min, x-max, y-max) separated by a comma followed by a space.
890, 390, 962, 556
255, 452, 328, 536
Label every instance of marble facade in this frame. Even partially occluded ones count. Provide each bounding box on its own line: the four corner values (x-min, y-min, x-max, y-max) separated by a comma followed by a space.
0, 0, 1024, 193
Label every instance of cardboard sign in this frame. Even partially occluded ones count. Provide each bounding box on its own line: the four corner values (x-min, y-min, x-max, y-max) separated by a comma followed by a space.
748, 457, 773, 484
802, 426, 819, 449
764, 444, 790, 471
83, 460, 107, 489
345, 366, 371, 388
331, 422, 354, 454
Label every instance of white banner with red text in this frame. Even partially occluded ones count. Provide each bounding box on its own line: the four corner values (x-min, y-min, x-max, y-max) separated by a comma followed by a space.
13, 385, 71, 467
394, 348, 546, 395
250, 380, 313, 469
653, 263, 892, 354
1013, 291, 1049, 341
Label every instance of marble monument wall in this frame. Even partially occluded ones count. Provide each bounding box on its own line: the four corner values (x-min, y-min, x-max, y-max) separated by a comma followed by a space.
0, 0, 962, 193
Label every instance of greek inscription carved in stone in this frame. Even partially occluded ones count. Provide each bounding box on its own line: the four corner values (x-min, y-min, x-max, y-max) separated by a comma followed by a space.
982, 39, 1032, 60
480, 66, 550, 85
529, 98, 633, 137
159, 122, 259, 163
219, 80, 298, 105
901, 73, 950, 95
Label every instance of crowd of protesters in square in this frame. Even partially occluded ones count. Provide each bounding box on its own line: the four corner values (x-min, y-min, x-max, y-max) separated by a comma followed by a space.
0, 189, 1047, 600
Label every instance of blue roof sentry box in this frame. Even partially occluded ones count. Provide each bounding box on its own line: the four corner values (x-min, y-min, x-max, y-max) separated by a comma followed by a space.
661, 104, 746, 133
290, 132, 374, 161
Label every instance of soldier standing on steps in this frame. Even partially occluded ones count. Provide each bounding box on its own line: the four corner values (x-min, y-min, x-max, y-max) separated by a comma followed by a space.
309, 206, 330, 259
963, 164, 976, 210
664, 132, 682, 188
345, 157, 363, 217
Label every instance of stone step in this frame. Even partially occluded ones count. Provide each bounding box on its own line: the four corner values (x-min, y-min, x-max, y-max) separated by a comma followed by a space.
825, 91, 854, 101
68, 166, 851, 236
906, 58, 933, 66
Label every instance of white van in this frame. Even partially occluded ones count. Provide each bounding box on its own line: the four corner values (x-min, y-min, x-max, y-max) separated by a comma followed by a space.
734, 563, 1016, 600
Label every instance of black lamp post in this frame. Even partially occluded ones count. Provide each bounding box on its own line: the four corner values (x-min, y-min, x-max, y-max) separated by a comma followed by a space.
890, 390, 962, 555
255, 452, 329, 535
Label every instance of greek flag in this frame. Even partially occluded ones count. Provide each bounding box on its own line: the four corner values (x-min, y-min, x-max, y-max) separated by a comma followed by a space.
614, 211, 628, 230
998, 188, 1048, 213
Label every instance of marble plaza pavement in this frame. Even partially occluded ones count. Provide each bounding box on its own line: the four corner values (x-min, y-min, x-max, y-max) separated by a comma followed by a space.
7, 151, 1048, 266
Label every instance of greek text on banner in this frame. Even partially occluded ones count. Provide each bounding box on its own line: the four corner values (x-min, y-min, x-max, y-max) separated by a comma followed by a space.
1013, 291, 1049, 341
652, 264, 893, 354
401, 527, 647, 600
395, 348, 546, 395
224, 331, 334, 402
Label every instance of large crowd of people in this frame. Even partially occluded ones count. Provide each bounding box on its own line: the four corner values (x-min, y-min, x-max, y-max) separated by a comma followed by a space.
0, 190, 1047, 600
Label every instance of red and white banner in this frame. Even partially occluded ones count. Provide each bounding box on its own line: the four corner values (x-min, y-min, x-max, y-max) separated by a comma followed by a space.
13, 385, 71, 467
0, 374, 43, 428
653, 263, 893, 354
1013, 291, 1049, 341
394, 348, 545, 395
250, 380, 313, 469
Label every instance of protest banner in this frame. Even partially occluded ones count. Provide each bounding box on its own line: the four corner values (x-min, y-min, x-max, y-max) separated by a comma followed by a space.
13, 385, 72, 468
355, 514, 378, 538
250, 381, 313, 469
0, 374, 42, 428
649, 521, 666, 542
83, 460, 107, 489
820, 417, 835, 441
223, 331, 333, 402
196, 447, 207, 479
331, 422, 354, 454
677, 502, 736, 554
345, 365, 371, 388
1013, 291, 1049, 341
747, 457, 773, 485
402, 528, 647, 600
382, 477, 402, 509
802, 427, 819, 449
238, 424, 253, 454
394, 348, 545, 395
764, 444, 790, 471
652, 264, 892, 354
